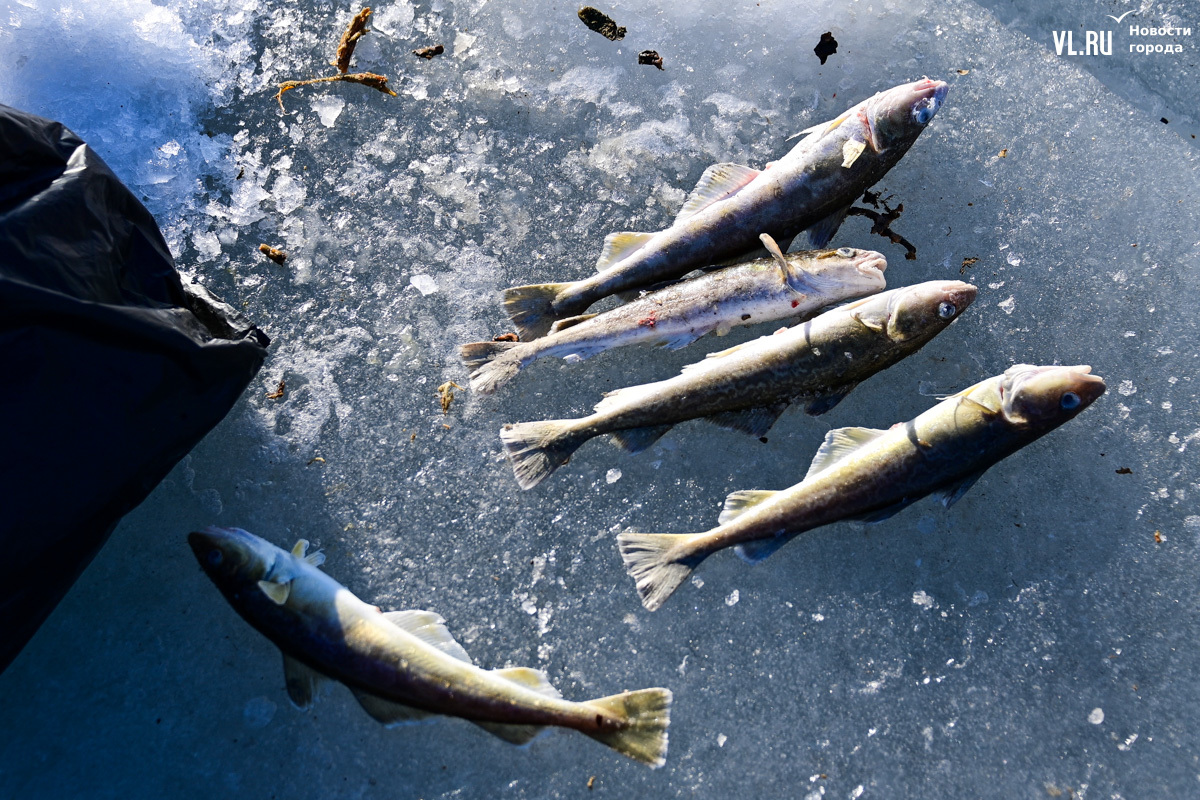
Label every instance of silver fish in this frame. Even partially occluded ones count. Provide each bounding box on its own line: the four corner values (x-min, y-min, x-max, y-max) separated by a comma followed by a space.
618, 364, 1107, 611
503, 78, 949, 340
189, 527, 672, 766
500, 280, 976, 490
461, 237, 886, 394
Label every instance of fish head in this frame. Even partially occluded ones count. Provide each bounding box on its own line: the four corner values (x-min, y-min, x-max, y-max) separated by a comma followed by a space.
853, 280, 975, 341
790, 247, 887, 295
998, 364, 1106, 429
864, 78, 948, 151
189, 526, 278, 587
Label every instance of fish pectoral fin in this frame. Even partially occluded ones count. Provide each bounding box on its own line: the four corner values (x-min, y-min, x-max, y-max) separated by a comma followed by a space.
596, 232, 656, 272
258, 579, 292, 605
932, 469, 987, 509
282, 654, 330, 710
674, 162, 760, 222
656, 330, 703, 351
718, 489, 779, 525
804, 426, 888, 479
735, 533, 794, 563
610, 423, 674, 454
492, 667, 564, 699
472, 720, 547, 746
705, 404, 788, 438
802, 386, 856, 416
760, 233, 789, 274
291, 539, 327, 567
805, 204, 852, 248
383, 610, 473, 664
841, 137, 867, 168
547, 313, 599, 334
350, 687, 435, 727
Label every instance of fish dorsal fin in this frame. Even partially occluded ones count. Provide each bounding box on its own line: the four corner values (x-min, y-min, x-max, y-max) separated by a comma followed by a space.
675, 162, 760, 222
473, 720, 546, 745
610, 423, 674, 454
291, 539, 326, 567
804, 426, 888, 480
932, 469, 987, 509
282, 654, 330, 709
383, 610, 473, 664
718, 489, 779, 525
806, 204, 851, 248
548, 313, 599, 334
258, 579, 291, 605
596, 232, 655, 272
705, 404, 787, 438
493, 666, 564, 699
350, 687, 434, 727
735, 534, 794, 563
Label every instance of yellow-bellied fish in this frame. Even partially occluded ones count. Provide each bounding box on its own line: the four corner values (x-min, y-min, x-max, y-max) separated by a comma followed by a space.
189, 527, 672, 766
618, 364, 1107, 610
461, 238, 886, 394
503, 78, 948, 339
501, 280, 976, 489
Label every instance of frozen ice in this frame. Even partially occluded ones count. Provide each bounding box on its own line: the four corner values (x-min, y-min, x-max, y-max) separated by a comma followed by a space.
310, 95, 345, 128
3, 0, 1200, 796
1089, 707, 1106, 725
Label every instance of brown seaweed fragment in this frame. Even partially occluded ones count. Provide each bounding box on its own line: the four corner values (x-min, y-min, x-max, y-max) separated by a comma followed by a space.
266, 380, 286, 400
814, 32, 837, 65
413, 44, 444, 59
578, 6, 625, 40
846, 199, 918, 260
638, 50, 664, 70
492, 332, 519, 342
438, 381, 461, 414
275, 72, 397, 109
333, 7, 372, 73
259, 243, 288, 264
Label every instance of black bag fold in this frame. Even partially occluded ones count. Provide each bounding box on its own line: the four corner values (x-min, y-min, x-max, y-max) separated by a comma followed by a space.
0, 105, 270, 672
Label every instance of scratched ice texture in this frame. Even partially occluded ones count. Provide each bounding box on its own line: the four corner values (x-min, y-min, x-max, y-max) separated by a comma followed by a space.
1, 0, 1198, 797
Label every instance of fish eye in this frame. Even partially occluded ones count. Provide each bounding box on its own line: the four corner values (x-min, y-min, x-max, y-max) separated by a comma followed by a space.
1060, 392, 1081, 410
836, 247, 854, 257
937, 301, 957, 319
915, 105, 934, 125
207, 549, 223, 566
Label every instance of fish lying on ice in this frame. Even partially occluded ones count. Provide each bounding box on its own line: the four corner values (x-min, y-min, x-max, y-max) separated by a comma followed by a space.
618, 364, 1107, 611
501, 280, 977, 489
503, 78, 949, 340
188, 526, 672, 766
461, 236, 886, 394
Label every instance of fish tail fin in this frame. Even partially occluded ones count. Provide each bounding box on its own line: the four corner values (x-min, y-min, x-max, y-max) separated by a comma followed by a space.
584, 688, 673, 768
500, 419, 588, 489
458, 340, 523, 394
502, 282, 575, 340
616, 533, 705, 611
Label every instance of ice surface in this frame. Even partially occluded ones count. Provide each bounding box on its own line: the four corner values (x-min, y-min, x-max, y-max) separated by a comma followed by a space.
2, 0, 1199, 797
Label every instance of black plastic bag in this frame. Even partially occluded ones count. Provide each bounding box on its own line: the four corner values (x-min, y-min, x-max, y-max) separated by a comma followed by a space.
0, 105, 270, 672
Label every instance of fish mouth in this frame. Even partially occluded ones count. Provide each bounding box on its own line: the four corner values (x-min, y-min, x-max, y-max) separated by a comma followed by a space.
856, 253, 887, 279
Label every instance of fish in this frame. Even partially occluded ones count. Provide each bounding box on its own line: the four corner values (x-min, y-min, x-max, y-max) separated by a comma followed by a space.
188, 526, 672, 766
617, 364, 1107, 611
500, 280, 977, 490
502, 78, 949, 340
461, 236, 886, 394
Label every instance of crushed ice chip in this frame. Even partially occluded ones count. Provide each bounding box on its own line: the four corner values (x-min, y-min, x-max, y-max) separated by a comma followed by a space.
310, 95, 345, 127
1088, 708, 1105, 725
725, 590, 740, 606
410, 274, 439, 295
605, 468, 622, 484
